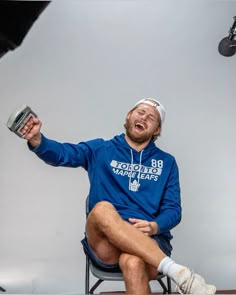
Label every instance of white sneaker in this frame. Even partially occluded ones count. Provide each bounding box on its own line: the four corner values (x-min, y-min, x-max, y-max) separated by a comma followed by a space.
176, 269, 216, 294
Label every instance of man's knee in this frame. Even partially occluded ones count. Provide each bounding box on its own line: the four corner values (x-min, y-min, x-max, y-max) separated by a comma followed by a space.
88, 201, 116, 225
119, 254, 146, 272
91, 201, 114, 215
119, 254, 157, 280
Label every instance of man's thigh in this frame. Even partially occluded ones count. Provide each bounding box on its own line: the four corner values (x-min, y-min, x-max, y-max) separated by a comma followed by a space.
85, 208, 122, 264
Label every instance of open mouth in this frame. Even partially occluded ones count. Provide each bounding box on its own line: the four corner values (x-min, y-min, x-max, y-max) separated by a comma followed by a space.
135, 122, 145, 131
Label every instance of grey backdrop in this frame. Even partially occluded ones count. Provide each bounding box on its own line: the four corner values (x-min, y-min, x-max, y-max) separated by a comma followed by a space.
0, 0, 236, 293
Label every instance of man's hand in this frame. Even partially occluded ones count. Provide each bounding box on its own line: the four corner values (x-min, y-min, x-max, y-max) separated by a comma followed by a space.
128, 218, 158, 236
22, 117, 42, 148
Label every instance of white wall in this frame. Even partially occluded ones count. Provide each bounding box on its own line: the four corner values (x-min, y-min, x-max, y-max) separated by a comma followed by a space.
0, 0, 236, 293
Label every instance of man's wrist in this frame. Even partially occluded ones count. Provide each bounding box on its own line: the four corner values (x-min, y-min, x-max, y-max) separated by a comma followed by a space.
149, 221, 158, 235
28, 133, 42, 148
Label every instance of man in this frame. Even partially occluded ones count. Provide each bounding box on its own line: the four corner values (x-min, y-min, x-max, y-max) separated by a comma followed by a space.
22, 98, 216, 294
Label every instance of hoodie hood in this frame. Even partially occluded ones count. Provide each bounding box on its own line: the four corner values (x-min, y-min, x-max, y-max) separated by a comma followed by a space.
112, 133, 158, 153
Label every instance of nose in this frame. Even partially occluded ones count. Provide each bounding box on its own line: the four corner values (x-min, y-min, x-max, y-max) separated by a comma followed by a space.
140, 113, 148, 121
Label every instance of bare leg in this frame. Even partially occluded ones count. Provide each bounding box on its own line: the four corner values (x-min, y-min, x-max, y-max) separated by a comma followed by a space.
86, 201, 166, 267
119, 253, 158, 295
86, 201, 216, 295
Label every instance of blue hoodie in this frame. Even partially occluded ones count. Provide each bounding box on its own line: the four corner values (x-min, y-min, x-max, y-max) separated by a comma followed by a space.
29, 133, 181, 241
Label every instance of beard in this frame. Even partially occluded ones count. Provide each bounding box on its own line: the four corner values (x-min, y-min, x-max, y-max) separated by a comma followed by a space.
124, 118, 153, 144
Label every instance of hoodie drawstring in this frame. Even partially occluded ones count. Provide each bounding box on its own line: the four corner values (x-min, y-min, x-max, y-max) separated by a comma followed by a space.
129, 149, 143, 192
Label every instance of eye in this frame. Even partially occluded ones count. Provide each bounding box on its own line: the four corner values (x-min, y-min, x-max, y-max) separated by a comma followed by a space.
148, 115, 155, 122
137, 110, 145, 115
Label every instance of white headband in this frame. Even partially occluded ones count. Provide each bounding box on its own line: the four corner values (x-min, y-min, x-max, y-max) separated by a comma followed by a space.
134, 98, 166, 125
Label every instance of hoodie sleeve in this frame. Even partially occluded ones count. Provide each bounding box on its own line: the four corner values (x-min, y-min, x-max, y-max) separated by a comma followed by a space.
155, 159, 182, 234
28, 134, 98, 169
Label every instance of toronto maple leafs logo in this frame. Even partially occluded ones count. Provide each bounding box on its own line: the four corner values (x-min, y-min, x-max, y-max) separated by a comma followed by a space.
129, 180, 140, 192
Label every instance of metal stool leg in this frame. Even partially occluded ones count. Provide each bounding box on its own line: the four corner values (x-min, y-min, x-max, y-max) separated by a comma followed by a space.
167, 276, 172, 294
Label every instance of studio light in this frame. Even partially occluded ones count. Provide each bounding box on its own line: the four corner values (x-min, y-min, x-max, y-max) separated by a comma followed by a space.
0, 1, 50, 59
218, 16, 236, 57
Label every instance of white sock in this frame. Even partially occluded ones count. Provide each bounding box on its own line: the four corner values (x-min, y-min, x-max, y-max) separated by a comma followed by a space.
158, 257, 188, 283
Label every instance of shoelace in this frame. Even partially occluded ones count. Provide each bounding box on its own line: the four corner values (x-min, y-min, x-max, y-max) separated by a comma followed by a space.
176, 270, 195, 294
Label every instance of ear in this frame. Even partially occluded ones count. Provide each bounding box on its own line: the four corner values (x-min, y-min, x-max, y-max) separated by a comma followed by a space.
126, 111, 132, 120
153, 126, 161, 137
